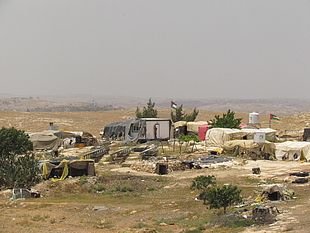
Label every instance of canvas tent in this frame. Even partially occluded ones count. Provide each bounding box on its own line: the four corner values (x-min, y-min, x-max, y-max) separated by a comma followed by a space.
40, 157, 95, 180
186, 121, 209, 134
223, 140, 275, 156
29, 131, 62, 151
51, 130, 76, 139
206, 128, 278, 146
275, 141, 310, 161
241, 128, 277, 142
205, 128, 248, 146
173, 121, 209, 138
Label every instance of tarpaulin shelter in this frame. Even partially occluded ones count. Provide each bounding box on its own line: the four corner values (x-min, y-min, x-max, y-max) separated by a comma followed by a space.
173, 121, 187, 138
39, 157, 96, 180
241, 128, 277, 142
205, 128, 248, 146
173, 121, 209, 138
223, 140, 275, 156
187, 121, 209, 134
275, 141, 310, 161
29, 131, 62, 151
206, 128, 278, 146
51, 130, 76, 139
101, 122, 126, 140
302, 128, 310, 141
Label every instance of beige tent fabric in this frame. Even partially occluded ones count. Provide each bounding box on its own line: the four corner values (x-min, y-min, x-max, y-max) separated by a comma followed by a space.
223, 140, 275, 155
29, 132, 62, 151
173, 121, 187, 128
275, 141, 310, 161
205, 128, 248, 146
241, 128, 277, 141
186, 121, 209, 133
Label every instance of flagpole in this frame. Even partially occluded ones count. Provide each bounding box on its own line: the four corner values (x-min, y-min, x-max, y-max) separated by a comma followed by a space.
269, 119, 271, 128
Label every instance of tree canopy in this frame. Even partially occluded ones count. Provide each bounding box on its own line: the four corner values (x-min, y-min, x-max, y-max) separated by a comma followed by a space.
209, 109, 242, 129
203, 185, 242, 213
0, 127, 41, 188
135, 98, 158, 118
170, 104, 199, 122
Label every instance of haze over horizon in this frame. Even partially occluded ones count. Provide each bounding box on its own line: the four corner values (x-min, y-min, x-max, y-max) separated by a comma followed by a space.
1, 1, 309, 100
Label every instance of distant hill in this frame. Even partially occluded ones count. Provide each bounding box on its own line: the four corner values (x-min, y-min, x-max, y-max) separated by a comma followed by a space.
0, 97, 123, 112
0, 95, 309, 116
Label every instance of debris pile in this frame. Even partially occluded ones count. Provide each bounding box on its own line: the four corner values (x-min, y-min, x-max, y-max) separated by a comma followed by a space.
254, 184, 294, 203
252, 206, 279, 224
130, 160, 188, 174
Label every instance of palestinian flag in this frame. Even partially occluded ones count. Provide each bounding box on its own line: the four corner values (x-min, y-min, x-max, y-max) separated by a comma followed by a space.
270, 114, 280, 121
171, 101, 177, 110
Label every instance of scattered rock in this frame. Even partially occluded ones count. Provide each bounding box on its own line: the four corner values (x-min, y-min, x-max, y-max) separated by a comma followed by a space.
92, 206, 108, 211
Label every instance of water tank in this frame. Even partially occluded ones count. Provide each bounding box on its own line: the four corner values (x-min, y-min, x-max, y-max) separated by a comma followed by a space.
254, 131, 265, 143
249, 112, 260, 124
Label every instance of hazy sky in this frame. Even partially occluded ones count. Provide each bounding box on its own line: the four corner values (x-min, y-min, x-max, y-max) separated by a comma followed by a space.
0, 1, 309, 99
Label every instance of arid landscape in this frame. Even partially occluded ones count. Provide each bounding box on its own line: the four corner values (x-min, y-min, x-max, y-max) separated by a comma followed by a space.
0, 104, 310, 232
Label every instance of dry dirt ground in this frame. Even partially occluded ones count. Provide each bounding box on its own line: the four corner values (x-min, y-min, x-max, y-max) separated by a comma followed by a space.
1, 157, 310, 233
0, 109, 292, 139
0, 110, 310, 233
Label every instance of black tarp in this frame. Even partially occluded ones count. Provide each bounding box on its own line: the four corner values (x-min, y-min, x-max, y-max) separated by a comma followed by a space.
102, 122, 126, 140
303, 128, 310, 141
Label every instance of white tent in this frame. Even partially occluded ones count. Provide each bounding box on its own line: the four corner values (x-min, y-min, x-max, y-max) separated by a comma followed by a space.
241, 128, 277, 141
205, 128, 248, 146
275, 141, 310, 161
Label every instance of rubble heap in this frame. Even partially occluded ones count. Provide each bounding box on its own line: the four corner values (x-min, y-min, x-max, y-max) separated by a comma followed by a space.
130, 160, 188, 174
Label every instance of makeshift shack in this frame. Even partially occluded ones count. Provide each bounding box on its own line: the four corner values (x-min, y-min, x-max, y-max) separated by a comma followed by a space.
303, 128, 310, 141
101, 122, 126, 140
173, 121, 187, 138
223, 140, 275, 159
205, 128, 248, 146
275, 141, 310, 161
186, 121, 209, 135
241, 128, 277, 142
206, 128, 278, 146
124, 118, 171, 143
40, 157, 95, 180
29, 131, 62, 151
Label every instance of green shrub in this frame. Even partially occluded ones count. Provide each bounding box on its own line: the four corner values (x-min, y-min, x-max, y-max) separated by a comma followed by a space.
190, 175, 216, 191
204, 185, 242, 214
0, 127, 41, 188
94, 183, 106, 192
116, 184, 134, 192
209, 214, 253, 228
